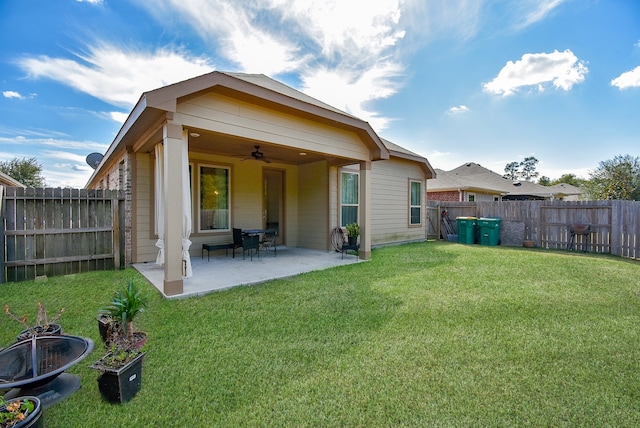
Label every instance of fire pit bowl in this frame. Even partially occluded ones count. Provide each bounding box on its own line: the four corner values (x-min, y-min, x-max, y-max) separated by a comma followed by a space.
0, 335, 94, 408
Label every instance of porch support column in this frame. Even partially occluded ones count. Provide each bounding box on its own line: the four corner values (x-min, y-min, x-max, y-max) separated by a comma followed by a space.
162, 122, 186, 296
359, 161, 372, 260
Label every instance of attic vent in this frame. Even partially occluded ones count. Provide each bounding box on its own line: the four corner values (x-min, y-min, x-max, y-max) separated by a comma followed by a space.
466, 163, 472, 167
512, 182, 522, 187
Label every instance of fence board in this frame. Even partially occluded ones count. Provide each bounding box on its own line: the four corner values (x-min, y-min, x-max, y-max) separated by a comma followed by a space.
427, 199, 639, 260
1, 187, 125, 283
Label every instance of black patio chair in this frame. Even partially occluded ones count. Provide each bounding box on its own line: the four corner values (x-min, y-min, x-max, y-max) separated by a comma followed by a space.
242, 234, 260, 260
260, 228, 278, 256
231, 228, 243, 258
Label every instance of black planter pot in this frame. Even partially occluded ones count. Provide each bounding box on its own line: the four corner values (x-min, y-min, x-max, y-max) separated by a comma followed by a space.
92, 352, 145, 403
348, 236, 358, 246
0, 396, 43, 428
16, 324, 62, 342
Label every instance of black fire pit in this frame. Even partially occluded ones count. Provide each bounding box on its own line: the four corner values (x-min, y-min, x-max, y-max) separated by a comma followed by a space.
0, 335, 94, 408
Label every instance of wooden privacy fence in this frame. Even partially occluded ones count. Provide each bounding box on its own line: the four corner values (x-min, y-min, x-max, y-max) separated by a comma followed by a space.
1, 187, 125, 283
427, 200, 640, 260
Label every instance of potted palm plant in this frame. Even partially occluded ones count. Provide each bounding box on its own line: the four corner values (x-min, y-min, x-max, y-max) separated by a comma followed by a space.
345, 223, 360, 246
5, 302, 64, 342
98, 280, 147, 349
0, 396, 42, 428
91, 280, 148, 403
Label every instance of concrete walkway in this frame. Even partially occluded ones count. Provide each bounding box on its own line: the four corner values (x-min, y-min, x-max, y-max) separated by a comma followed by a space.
134, 246, 362, 299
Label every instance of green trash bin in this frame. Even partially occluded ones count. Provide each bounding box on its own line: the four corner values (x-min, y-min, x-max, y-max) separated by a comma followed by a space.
456, 217, 477, 244
478, 217, 502, 246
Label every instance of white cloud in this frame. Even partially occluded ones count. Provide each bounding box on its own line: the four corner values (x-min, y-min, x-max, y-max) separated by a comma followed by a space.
3, 91, 24, 99
448, 105, 469, 114
110, 112, 128, 124
300, 62, 403, 131
484, 49, 588, 96
18, 44, 215, 108
611, 66, 640, 89
136, 0, 407, 129
514, 0, 565, 29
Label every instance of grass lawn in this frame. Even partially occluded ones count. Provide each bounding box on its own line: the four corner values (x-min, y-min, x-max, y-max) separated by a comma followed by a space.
1, 242, 639, 427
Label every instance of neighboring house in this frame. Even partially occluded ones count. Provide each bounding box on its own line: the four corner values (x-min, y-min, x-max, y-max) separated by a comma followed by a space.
86, 71, 435, 296
0, 171, 26, 188
427, 162, 582, 201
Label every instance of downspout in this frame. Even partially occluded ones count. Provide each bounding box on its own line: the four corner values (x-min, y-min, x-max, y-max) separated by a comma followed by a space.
458, 188, 462, 202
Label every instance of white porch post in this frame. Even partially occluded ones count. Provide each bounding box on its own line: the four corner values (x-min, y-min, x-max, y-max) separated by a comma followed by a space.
162, 122, 186, 295
359, 161, 372, 260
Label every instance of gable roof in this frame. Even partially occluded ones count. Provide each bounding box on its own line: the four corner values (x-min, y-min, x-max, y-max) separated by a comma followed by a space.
88, 71, 398, 186
428, 162, 565, 199
381, 138, 436, 178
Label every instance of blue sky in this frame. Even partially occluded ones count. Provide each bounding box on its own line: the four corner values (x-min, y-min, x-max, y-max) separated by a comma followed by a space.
1, 0, 638, 188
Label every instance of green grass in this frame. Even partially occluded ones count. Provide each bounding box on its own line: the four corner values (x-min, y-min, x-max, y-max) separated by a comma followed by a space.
2, 242, 639, 427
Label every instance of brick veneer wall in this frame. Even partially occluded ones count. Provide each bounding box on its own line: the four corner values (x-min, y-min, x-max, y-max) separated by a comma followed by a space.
427, 191, 460, 202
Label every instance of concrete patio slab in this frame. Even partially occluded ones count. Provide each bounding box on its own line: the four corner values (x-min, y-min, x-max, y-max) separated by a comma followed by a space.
134, 246, 362, 299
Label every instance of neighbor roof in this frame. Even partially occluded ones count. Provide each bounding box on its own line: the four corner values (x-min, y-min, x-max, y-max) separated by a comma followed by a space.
428, 162, 561, 198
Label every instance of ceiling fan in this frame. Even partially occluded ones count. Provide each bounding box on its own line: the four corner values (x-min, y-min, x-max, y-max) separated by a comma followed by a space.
244, 145, 271, 163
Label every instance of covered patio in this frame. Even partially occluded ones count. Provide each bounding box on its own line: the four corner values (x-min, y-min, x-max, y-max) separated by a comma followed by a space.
134, 246, 362, 299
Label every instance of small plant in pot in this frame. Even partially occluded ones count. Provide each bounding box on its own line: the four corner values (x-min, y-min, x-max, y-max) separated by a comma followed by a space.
5, 302, 64, 342
99, 280, 147, 349
0, 395, 43, 428
91, 280, 148, 403
345, 223, 360, 246
90, 333, 147, 404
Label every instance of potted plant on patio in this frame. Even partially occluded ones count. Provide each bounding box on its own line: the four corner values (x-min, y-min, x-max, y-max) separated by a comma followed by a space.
0, 396, 43, 428
98, 280, 147, 349
5, 302, 64, 342
345, 223, 360, 246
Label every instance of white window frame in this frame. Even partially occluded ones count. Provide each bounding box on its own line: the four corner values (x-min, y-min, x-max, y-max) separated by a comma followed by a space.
340, 171, 359, 227
198, 164, 231, 233
409, 179, 422, 226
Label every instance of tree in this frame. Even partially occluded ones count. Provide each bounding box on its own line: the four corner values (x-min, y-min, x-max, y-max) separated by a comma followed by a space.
503, 162, 520, 180
519, 156, 539, 181
503, 157, 539, 181
538, 176, 552, 186
584, 154, 640, 200
550, 173, 587, 188
0, 157, 46, 187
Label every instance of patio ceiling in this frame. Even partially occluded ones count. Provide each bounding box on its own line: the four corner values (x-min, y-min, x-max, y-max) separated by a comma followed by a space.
186, 128, 359, 167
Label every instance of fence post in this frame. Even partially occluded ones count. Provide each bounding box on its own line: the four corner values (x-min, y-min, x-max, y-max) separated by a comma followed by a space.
0, 186, 5, 284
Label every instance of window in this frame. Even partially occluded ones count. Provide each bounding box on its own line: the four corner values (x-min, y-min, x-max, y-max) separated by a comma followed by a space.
341, 172, 359, 227
199, 166, 230, 231
467, 193, 476, 202
409, 180, 422, 225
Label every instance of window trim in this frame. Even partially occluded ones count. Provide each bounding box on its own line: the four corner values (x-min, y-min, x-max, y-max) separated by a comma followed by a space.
340, 170, 359, 227
409, 179, 422, 226
197, 163, 231, 233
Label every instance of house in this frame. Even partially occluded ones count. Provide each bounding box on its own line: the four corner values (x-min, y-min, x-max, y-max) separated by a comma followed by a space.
427, 162, 582, 201
86, 71, 435, 296
0, 171, 25, 188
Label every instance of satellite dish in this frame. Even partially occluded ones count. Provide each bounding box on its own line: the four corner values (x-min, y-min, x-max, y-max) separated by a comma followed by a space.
86, 153, 104, 169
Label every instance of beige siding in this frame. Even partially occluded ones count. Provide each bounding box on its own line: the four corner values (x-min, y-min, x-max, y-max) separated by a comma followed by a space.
176, 93, 370, 161
298, 161, 329, 250
371, 158, 426, 245
134, 153, 157, 263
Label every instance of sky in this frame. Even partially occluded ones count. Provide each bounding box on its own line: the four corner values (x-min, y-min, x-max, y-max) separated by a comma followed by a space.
1, 0, 639, 188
